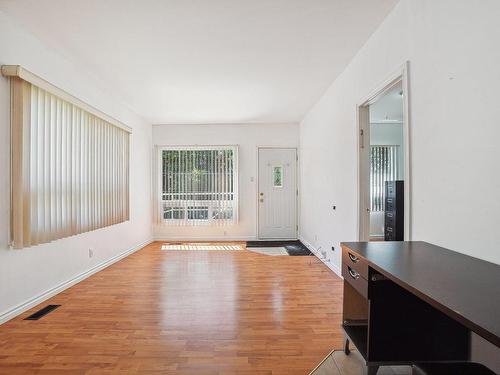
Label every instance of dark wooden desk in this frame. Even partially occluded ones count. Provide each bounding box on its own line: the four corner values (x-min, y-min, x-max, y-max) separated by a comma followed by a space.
340, 241, 500, 375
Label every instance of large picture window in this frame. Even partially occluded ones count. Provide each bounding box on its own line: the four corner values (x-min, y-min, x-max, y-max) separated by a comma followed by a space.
158, 146, 238, 225
3, 66, 131, 249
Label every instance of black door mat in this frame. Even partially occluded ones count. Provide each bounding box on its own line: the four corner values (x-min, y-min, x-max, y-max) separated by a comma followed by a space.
246, 240, 312, 256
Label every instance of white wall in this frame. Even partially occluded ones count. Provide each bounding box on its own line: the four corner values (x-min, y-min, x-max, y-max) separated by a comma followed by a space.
152, 123, 299, 240
0, 11, 152, 323
300, 0, 500, 270
299, 0, 500, 368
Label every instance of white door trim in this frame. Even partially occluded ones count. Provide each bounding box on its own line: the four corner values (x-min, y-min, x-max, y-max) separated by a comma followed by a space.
256, 146, 298, 240
356, 61, 411, 241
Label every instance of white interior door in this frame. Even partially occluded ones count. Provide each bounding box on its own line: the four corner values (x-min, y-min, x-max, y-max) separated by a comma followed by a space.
258, 148, 297, 239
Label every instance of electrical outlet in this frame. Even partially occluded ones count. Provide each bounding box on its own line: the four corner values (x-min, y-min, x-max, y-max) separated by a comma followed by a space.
88, 248, 93, 258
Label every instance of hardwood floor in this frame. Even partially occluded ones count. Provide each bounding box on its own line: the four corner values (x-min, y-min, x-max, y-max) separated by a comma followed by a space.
0, 242, 343, 374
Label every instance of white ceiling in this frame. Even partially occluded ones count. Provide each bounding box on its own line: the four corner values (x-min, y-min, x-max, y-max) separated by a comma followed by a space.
0, 0, 398, 124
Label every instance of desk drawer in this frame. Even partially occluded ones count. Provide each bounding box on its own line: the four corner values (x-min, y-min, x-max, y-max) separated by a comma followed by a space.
342, 264, 368, 299
385, 211, 395, 220
386, 182, 395, 197
342, 247, 368, 280
385, 197, 395, 211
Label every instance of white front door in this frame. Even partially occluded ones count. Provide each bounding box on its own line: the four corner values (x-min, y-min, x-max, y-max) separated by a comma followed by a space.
258, 148, 297, 239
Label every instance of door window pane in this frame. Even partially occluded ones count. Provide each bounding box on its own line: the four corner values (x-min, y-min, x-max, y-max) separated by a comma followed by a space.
273, 166, 283, 187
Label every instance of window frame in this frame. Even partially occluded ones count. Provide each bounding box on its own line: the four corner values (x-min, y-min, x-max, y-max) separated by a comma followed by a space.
3, 66, 131, 249
156, 145, 239, 225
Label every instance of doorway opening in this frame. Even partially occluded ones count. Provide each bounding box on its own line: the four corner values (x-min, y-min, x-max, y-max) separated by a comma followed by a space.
357, 64, 410, 242
257, 147, 298, 239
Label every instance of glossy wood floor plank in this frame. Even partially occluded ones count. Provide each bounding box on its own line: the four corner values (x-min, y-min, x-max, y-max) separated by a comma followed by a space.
0, 242, 343, 374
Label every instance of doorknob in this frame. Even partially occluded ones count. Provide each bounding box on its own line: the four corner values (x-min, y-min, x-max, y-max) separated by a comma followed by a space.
260, 192, 264, 196
259, 198, 264, 203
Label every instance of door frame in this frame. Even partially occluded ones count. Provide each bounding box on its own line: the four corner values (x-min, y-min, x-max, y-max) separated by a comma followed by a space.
256, 146, 298, 240
356, 61, 411, 241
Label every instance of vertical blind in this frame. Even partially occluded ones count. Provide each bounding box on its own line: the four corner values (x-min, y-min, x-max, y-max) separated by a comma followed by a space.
370, 145, 399, 212
159, 146, 238, 226
8, 74, 130, 248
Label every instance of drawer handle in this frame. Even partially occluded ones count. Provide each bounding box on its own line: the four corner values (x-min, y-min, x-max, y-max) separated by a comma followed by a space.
348, 266, 360, 280
348, 252, 359, 263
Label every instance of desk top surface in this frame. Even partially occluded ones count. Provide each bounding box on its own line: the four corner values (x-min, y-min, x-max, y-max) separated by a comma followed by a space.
340, 241, 500, 347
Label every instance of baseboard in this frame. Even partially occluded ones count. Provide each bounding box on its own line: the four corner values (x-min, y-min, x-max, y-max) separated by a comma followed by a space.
0, 238, 153, 325
153, 235, 257, 242
299, 236, 342, 278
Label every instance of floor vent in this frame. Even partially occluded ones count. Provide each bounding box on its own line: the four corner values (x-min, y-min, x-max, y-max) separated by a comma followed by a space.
24, 304, 61, 320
